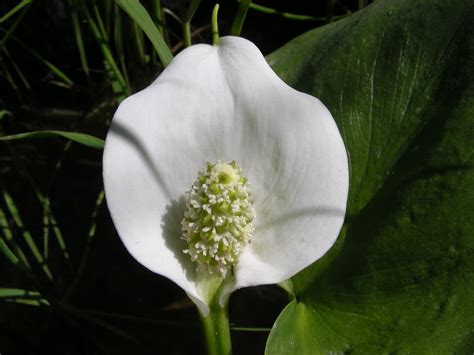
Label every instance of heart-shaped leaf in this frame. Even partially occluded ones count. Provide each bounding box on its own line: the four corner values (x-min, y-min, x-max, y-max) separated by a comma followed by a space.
265, 0, 474, 353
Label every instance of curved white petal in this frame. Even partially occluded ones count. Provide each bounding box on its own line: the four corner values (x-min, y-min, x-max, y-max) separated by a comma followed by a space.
103, 36, 348, 315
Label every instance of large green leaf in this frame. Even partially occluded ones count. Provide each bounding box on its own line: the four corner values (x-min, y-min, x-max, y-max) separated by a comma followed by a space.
266, 0, 474, 353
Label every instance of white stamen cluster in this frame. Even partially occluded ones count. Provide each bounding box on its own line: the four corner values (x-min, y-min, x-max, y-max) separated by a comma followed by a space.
181, 161, 255, 277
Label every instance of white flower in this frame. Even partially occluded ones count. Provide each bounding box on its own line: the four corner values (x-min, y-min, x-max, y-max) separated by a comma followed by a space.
103, 36, 349, 316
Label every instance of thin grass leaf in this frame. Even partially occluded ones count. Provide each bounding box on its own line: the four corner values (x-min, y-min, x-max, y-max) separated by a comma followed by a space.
248, 3, 347, 22
114, 6, 130, 89
231, 0, 250, 36
151, 0, 164, 36
115, 0, 173, 67
104, 0, 113, 34
3, 190, 53, 280
64, 190, 105, 299
231, 326, 272, 332
0, 55, 21, 99
6, 298, 49, 306
92, 0, 108, 40
132, 21, 147, 65
0, 130, 105, 149
104, 60, 128, 102
86, 309, 198, 328
0, 208, 30, 268
0, 28, 75, 86
183, 0, 201, 47
0, 0, 32, 23
0, 289, 49, 306
69, 0, 90, 76
37, 193, 71, 267
80, 2, 129, 96
163, 8, 182, 25
0, 288, 41, 298
0, 4, 29, 50
0, 237, 20, 265
3, 47, 30, 90
60, 302, 140, 344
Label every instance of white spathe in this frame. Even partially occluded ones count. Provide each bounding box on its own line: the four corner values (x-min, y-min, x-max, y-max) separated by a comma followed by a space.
103, 36, 349, 316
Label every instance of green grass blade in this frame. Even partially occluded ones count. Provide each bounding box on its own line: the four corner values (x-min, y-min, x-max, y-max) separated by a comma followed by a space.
92, 0, 108, 40
0, 237, 20, 265
0, 27, 74, 86
0, 208, 30, 268
231, 0, 250, 36
115, 0, 173, 67
0, 55, 22, 99
0, 0, 32, 23
3, 47, 30, 90
0, 288, 41, 298
3, 191, 53, 280
0, 4, 29, 50
0, 130, 105, 149
64, 190, 105, 299
183, 0, 201, 47
6, 298, 49, 306
132, 21, 147, 65
151, 0, 164, 36
114, 6, 130, 89
36, 193, 71, 267
60, 302, 140, 344
248, 3, 340, 21
80, 2, 129, 96
0, 288, 50, 306
69, 0, 89, 76
231, 326, 272, 332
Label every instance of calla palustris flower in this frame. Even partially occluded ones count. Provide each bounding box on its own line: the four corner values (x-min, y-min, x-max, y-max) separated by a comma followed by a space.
103, 36, 349, 316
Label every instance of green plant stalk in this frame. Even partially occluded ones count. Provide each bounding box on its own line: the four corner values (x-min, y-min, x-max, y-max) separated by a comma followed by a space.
183, 0, 201, 47
0, 208, 29, 267
199, 299, 232, 355
0, 54, 22, 99
115, 0, 173, 67
114, 6, 130, 89
3, 191, 53, 280
212, 4, 219, 46
80, 2, 129, 95
92, 0, 108, 40
69, 0, 90, 76
64, 190, 105, 299
248, 3, 324, 21
152, 0, 164, 34
231, 0, 251, 36
0, 3, 29, 50
0, 28, 75, 86
3, 47, 30, 89
0, 0, 31, 23
132, 21, 147, 64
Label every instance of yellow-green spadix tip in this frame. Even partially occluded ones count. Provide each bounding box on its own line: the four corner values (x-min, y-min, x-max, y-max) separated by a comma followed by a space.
181, 161, 255, 276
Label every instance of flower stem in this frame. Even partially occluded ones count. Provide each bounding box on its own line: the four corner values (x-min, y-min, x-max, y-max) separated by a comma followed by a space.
212, 4, 220, 46
199, 300, 232, 355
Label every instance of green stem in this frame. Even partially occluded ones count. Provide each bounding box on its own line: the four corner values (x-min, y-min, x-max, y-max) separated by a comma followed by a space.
248, 3, 329, 22
212, 4, 220, 46
231, 0, 251, 36
183, 0, 201, 47
199, 300, 232, 355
